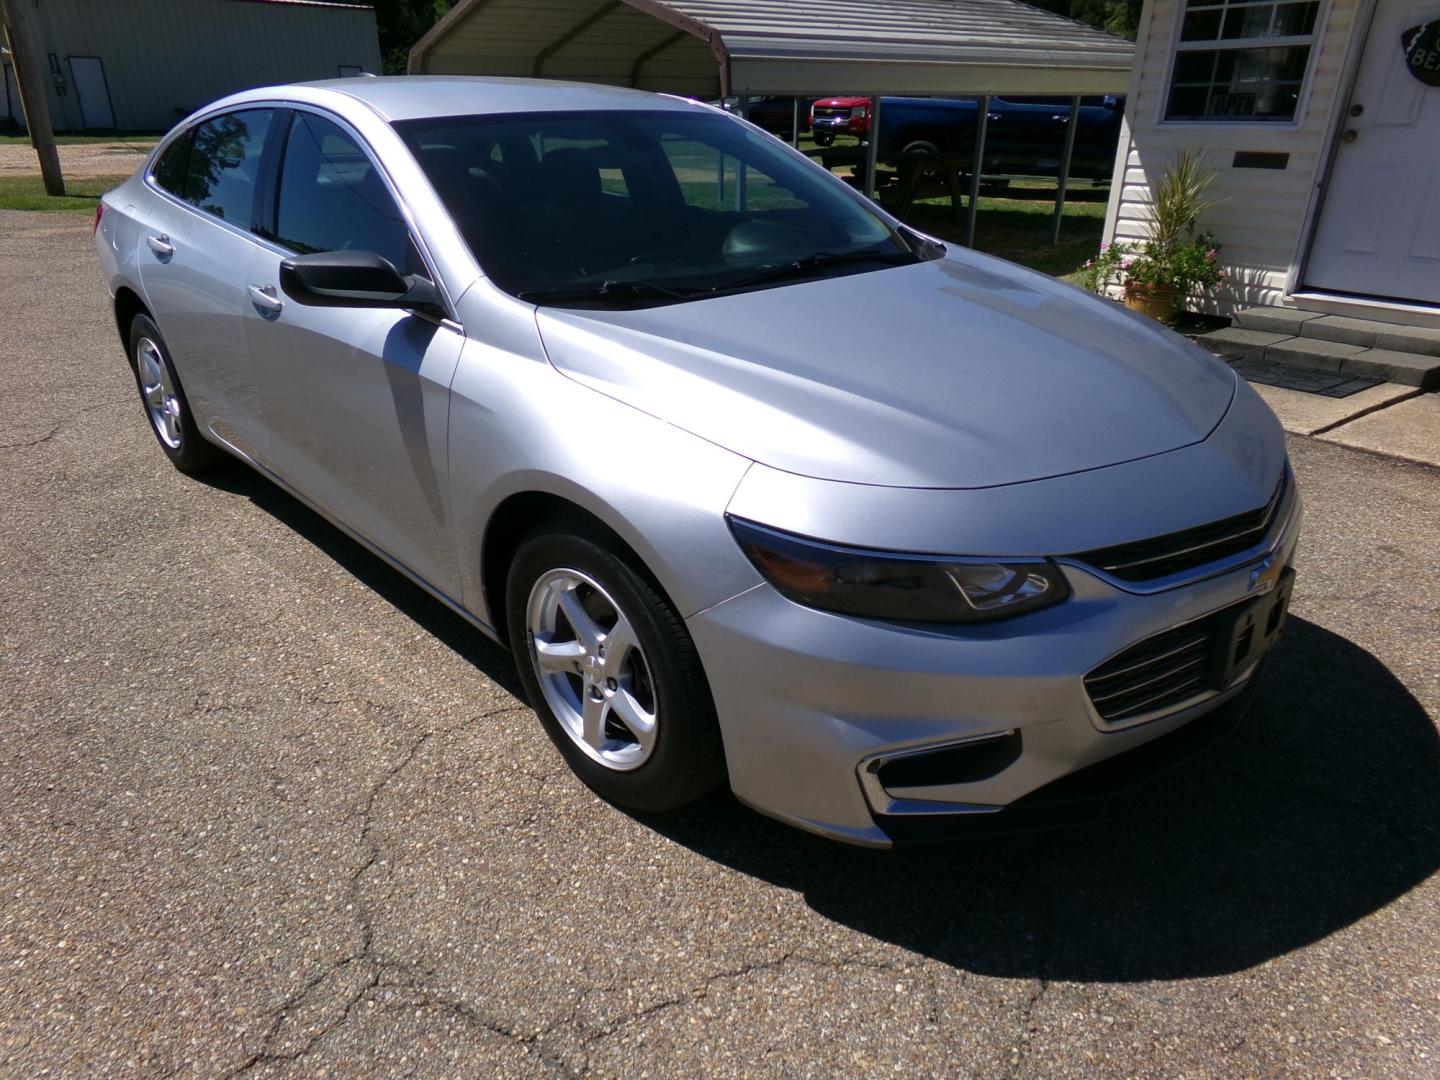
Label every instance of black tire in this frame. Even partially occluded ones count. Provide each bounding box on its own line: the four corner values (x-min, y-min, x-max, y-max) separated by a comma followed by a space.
813, 132, 834, 147
900, 139, 940, 158
505, 519, 726, 813
127, 314, 224, 474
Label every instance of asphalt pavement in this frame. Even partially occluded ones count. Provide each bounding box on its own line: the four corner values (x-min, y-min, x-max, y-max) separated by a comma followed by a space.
2, 210, 1437, 1077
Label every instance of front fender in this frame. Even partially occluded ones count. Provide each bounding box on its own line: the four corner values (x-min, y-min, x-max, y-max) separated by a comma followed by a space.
447, 319, 760, 630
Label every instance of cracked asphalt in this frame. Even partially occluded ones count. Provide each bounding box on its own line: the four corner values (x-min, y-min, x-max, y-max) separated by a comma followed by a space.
2, 209, 1438, 1077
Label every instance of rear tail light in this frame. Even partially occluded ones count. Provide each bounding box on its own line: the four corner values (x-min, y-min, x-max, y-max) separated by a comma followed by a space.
92, 202, 104, 236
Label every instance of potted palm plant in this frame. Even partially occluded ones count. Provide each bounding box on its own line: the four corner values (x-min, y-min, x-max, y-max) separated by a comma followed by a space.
1079, 151, 1227, 323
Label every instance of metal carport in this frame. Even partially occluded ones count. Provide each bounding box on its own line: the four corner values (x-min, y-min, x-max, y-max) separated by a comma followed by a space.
408, 0, 1134, 243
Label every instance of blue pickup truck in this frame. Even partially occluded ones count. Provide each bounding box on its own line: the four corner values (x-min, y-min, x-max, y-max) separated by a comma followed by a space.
811, 94, 1124, 181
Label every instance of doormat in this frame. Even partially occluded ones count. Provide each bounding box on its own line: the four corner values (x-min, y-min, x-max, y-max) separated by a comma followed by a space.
1225, 358, 1384, 398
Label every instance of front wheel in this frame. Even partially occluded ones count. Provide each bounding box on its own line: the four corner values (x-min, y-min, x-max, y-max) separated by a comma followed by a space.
813, 132, 834, 147
506, 522, 726, 813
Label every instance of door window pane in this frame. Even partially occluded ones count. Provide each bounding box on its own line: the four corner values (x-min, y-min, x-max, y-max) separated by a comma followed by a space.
274, 111, 413, 271
184, 109, 272, 224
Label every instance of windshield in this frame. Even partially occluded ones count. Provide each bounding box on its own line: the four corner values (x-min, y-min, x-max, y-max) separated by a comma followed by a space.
394, 108, 931, 306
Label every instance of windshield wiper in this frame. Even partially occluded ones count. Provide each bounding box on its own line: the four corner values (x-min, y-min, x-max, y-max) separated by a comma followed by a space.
709, 247, 922, 296
516, 279, 697, 306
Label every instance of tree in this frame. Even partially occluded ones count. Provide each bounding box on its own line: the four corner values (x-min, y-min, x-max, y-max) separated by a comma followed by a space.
335, 0, 453, 74
1027, 0, 1142, 40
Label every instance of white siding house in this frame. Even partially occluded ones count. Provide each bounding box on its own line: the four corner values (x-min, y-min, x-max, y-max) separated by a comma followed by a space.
2, 0, 380, 133
1103, 0, 1440, 323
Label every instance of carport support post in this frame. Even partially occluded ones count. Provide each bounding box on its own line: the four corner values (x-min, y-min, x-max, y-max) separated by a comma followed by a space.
964, 95, 991, 247
1051, 96, 1081, 246
863, 93, 881, 199
735, 95, 749, 210
791, 97, 800, 148
0, 0, 63, 196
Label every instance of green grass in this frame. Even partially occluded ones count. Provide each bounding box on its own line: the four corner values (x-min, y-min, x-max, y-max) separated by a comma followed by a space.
796, 133, 1108, 278
896, 181, 1108, 280
0, 174, 129, 212
0, 132, 158, 145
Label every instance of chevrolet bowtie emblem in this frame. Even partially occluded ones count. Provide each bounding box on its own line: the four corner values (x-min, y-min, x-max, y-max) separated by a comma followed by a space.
1249, 554, 1280, 594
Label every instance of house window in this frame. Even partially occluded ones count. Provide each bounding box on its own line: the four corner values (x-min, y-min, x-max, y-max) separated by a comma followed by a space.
1165, 0, 1321, 121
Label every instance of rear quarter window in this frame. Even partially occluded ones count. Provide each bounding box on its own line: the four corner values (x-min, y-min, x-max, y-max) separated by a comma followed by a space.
152, 130, 192, 196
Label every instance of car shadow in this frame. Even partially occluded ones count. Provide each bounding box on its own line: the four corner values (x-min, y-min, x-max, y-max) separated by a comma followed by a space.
195, 460, 527, 700
191, 462, 1439, 981
643, 616, 1440, 982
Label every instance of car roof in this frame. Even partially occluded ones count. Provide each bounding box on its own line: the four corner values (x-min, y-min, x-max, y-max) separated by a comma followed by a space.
281, 75, 708, 123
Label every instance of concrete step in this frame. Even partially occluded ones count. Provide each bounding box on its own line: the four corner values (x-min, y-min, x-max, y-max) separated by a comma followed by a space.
1199, 326, 1440, 390
1233, 307, 1440, 357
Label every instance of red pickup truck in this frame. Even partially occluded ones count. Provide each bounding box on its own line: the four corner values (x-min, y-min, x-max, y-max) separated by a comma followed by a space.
810, 96, 871, 145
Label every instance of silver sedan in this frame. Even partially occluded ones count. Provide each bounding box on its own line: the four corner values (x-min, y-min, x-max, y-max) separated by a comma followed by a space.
94, 77, 1300, 847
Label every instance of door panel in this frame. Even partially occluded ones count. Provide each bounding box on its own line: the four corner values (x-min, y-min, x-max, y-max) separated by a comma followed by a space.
137, 109, 276, 457
246, 109, 464, 595
137, 202, 270, 457
1306, 0, 1440, 303
67, 57, 114, 130
245, 247, 464, 595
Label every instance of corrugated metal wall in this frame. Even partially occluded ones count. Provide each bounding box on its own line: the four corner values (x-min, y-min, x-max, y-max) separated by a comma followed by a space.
21, 0, 380, 132
1102, 0, 1361, 313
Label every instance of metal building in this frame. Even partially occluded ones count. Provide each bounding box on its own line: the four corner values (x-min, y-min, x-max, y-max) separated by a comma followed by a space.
408, 0, 1134, 97
2, 0, 380, 132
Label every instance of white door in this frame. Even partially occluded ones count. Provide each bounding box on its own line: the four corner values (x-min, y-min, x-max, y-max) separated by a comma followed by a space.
67, 56, 114, 129
1306, 0, 1440, 304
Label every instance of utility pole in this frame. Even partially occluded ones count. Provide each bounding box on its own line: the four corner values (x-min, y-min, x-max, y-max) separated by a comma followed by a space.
0, 0, 64, 195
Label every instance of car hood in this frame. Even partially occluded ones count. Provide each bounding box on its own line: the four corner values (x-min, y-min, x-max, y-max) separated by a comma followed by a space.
535, 252, 1237, 489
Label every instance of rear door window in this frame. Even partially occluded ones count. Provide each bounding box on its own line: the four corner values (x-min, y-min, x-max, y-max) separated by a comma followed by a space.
272, 111, 416, 273
182, 109, 274, 226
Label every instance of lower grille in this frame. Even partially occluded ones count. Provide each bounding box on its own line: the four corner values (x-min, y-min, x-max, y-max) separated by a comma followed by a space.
1083, 608, 1239, 724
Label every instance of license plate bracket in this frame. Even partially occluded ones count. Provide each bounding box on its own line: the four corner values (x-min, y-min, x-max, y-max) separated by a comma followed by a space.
1214, 567, 1295, 687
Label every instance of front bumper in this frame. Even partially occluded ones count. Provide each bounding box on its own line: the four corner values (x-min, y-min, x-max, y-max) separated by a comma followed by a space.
812, 115, 865, 136
686, 496, 1301, 848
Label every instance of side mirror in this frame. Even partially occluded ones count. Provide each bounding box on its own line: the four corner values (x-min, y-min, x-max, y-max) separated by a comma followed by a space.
279, 250, 445, 317
1102, 95, 1121, 110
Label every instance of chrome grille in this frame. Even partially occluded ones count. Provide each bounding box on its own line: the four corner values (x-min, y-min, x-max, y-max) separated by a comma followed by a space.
813, 106, 849, 119
1084, 617, 1220, 724
1072, 473, 1291, 583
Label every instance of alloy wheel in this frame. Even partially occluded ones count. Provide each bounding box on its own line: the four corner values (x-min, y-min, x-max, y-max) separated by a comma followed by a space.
526, 568, 659, 771
136, 337, 182, 450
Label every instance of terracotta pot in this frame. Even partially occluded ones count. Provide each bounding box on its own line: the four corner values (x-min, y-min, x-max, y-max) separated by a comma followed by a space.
1123, 284, 1182, 322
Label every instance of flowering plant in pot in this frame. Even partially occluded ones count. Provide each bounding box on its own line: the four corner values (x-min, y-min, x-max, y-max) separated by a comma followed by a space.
1078, 151, 1227, 322
1079, 234, 1227, 321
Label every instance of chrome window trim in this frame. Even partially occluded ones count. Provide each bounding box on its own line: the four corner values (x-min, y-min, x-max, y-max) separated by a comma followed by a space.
142, 99, 461, 328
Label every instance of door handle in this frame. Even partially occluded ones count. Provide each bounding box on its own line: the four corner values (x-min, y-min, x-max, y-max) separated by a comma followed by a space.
146, 234, 174, 259
248, 284, 284, 316
987, 113, 1001, 121
1052, 114, 1071, 122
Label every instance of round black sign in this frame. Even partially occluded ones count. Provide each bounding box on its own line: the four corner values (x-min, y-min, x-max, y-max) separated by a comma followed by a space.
1402, 22, 1440, 86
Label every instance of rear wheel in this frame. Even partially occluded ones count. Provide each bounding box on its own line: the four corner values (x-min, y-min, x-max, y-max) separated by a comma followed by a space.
127, 314, 223, 474
506, 521, 725, 813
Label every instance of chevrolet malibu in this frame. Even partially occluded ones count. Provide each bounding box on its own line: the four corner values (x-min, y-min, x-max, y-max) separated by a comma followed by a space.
94, 77, 1300, 847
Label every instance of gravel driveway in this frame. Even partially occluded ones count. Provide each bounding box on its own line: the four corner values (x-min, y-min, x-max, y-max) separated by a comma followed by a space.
0, 141, 153, 178
1, 210, 1437, 1077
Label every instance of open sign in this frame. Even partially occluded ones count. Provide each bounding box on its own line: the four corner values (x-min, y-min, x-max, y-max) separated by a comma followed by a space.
1403, 21, 1440, 86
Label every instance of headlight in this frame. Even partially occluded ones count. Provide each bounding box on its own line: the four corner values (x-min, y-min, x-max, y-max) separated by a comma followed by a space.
727, 517, 1070, 624
850, 105, 868, 119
